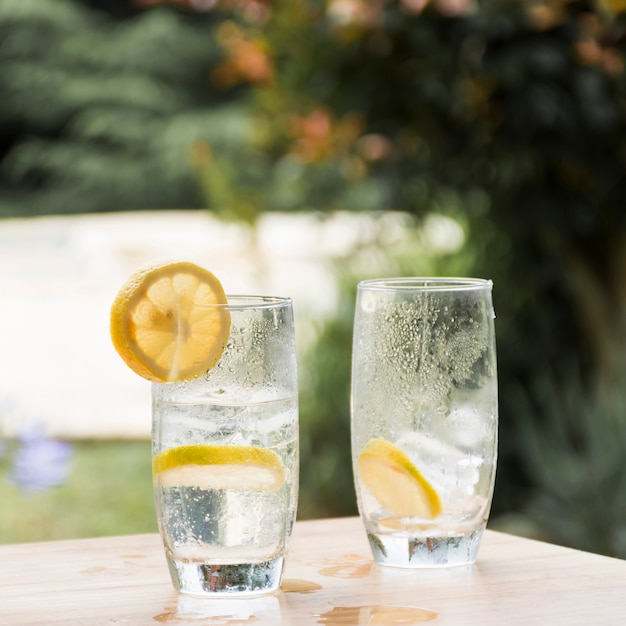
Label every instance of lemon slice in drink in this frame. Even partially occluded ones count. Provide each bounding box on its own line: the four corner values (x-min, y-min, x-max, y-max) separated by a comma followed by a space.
358, 438, 442, 519
110, 260, 230, 382
153, 444, 285, 491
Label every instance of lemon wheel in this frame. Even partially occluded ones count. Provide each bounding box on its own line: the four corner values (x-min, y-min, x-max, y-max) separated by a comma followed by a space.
110, 260, 230, 382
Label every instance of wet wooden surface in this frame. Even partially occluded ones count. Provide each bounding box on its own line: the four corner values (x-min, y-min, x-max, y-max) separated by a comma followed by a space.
0, 516, 624, 625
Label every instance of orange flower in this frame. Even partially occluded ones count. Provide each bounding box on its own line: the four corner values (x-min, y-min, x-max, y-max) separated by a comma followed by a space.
211, 22, 273, 87
574, 13, 624, 75
288, 108, 365, 163
327, 0, 385, 29
289, 108, 334, 162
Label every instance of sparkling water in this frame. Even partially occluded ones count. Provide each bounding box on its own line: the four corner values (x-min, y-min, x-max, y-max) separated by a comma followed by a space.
351, 278, 498, 567
153, 394, 298, 595
354, 402, 497, 567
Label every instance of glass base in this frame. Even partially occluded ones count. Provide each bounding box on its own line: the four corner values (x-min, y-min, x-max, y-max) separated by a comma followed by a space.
166, 555, 284, 596
367, 525, 485, 568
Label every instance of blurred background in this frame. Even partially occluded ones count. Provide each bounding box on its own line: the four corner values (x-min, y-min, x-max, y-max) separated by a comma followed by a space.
1, 0, 625, 558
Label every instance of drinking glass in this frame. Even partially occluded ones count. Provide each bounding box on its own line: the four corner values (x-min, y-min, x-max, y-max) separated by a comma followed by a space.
152, 296, 299, 596
351, 278, 497, 567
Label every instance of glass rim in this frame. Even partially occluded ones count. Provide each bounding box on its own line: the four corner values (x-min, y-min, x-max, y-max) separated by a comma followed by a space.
198, 295, 292, 310
357, 277, 492, 292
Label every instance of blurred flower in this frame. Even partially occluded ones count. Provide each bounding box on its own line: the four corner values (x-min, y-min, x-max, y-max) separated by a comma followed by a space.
435, 0, 475, 18
574, 13, 624, 75
288, 108, 364, 163
289, 108, 334, 162
400, 0, 430, 14
211, 22, 273, 87
7, 422, 73, 494
328, 0, 385, 30
357, 133, 393, 161
233, 0, 272, 23
527, 1, 568, 31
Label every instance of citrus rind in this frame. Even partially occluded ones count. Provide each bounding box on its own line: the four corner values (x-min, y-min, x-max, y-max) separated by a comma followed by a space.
358, 438, 442, 519
110, 260, 230, 382
153, 444, 286, 491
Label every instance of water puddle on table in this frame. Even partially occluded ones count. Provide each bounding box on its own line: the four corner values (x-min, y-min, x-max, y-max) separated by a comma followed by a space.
315, 554, 374, 578
280, 578, 323, 593
316, 605, 438, 624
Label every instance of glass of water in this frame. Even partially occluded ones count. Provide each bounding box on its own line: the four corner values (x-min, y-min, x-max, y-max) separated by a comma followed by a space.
351, 278, 497, 568
152, 296, 299, 596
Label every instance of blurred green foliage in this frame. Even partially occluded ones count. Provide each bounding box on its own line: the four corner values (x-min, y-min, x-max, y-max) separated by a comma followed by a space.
2, 0, 626, 556
0, 0, 230, 213
514, 365, 626, 557
0, 440, 156, 543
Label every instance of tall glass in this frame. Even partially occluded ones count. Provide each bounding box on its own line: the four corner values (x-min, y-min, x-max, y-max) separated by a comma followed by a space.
351, 278, 497, 568
152, 296, 299, 596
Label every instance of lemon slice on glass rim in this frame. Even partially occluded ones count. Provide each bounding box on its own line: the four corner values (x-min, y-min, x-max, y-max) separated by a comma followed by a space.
358, 438, 442, 519
153, 444, 286, 491
110, 260, 231, 382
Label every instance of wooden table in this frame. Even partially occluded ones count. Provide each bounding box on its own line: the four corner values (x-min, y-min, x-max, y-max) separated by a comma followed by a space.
0, 517, 624, 625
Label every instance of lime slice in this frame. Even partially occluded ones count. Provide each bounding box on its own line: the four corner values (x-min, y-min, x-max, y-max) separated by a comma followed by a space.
153, 444, 285, 491
358, 438, 442, 519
